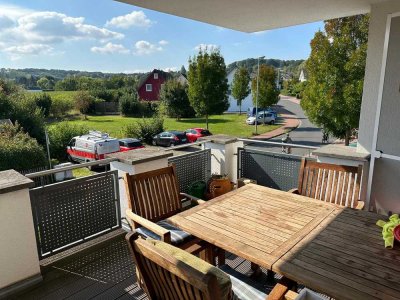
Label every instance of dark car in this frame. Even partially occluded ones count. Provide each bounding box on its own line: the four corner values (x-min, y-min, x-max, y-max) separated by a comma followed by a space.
119, 138, 144, 152
152, 131, 188, 147
185, 128, 212, 142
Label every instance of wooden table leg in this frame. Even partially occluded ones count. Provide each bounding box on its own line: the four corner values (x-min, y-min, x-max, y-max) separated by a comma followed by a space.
217, 248, 225, 266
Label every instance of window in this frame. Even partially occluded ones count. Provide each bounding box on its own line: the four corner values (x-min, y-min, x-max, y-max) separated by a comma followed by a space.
154, 73, 158, 79
161, 83, 165, 90
146, 84, 152, 92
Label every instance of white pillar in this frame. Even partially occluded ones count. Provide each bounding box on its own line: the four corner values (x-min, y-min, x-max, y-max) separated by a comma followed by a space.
108, 149, 173, 225
0, 170, 42, 298
203, 135, 244, 183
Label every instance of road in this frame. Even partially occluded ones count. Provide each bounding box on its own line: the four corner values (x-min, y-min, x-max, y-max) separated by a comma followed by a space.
247, 95, 331, 155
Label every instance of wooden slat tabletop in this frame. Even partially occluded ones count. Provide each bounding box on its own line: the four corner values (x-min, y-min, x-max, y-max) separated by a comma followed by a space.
273, 208, 400, 300
168, 184, 336, 270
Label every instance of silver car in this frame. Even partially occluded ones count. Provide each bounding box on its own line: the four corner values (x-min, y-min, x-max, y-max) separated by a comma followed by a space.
246, 112, 276, 125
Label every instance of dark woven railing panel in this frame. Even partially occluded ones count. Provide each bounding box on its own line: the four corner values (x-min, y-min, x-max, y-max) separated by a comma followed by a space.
238, 148, 302, 191
30, 171, 121, 259
169, 149, 211, 193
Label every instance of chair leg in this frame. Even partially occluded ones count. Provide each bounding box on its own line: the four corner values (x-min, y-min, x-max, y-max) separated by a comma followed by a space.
250, 262, 262, 278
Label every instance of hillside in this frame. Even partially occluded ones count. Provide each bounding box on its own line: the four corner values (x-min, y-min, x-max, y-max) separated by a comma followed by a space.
0, 57, 305, 90
227, 58, 305, 79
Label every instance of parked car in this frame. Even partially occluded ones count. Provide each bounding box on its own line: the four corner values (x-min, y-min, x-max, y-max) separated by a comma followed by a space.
152, 131, 188, 147
67, 130, 120, 163
185, 128, 212, 142
246, 111, 276, 125
119, 138, 145, 152
247, 106, 277, 118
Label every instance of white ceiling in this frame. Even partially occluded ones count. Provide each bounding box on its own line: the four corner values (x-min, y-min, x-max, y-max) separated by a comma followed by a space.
117, 0, 386, 32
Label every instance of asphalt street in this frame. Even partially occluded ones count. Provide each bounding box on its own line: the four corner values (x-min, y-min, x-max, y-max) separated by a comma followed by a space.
246, 95, 331, 156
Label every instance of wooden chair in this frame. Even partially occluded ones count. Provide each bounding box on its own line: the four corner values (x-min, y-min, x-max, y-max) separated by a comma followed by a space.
124, 165, 213, 262
126, 232, 270, 300
290, 158, 364, 209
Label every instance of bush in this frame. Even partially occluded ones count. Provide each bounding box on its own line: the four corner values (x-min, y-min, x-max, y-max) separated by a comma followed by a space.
159, 80, 195, 119
124, 117, 164, 144
119, 90, 142, 116
50, 97, 74, 118
33, 93, 52, 117
48, 122, 88, 161
0, 123, 47, 171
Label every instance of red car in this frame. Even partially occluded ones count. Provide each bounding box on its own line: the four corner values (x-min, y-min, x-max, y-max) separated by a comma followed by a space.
185, 128, 212, 143
119, 138, 145, 152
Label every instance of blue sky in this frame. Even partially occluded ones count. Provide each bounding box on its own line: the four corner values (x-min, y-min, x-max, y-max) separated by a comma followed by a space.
0, 0, 323, 73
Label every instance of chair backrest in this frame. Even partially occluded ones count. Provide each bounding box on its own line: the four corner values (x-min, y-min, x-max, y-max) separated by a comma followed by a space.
124, 165, 182, 222
126, 232, 227, 300
297, 159, 363, 208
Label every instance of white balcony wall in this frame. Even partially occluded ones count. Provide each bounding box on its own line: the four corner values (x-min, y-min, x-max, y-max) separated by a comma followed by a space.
357, 0, 400, 214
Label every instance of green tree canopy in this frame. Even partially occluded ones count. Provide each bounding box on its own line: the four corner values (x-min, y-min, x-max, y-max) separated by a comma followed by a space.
301, 15, 369, 145
188, 48, 229, 129
159, 79, 195, 120
251, 65, 280, 111
231, 67, 251, 115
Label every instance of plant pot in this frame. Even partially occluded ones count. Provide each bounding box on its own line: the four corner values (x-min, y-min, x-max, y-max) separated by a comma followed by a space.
207, 178, 233, 199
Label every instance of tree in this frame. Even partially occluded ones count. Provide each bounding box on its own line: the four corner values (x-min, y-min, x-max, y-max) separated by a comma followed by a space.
251, 65, 280, 123
74, 90, 96, 118
188, 48, 229, 129
37, 77, 54, 90
180, 65, 187, 76
301, 15, 369, 145
0, 79, 46, 144
159, 79, 195, 120
231, 67, 251, 115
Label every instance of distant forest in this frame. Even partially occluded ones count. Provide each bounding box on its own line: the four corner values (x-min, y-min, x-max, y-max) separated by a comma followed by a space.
0, 57, 305, 90
227, 58, 305, 79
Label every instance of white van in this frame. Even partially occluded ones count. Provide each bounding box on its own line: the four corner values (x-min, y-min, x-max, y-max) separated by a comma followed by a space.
67, 131, 120, 163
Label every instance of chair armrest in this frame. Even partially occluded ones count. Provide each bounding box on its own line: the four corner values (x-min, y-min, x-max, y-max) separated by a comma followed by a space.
125, 210, 171, 243
180, 192, 206, 205
288, 188, 299, 194
355, 200, 365, 210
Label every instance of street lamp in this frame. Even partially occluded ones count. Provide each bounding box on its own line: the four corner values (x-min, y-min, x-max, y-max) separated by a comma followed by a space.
255, 56, 265, 135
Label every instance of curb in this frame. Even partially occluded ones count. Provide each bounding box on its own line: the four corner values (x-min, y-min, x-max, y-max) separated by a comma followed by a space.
250, 115, 301, 140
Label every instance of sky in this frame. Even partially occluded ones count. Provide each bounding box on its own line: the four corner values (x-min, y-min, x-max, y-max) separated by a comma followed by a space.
0, 0, 324, 73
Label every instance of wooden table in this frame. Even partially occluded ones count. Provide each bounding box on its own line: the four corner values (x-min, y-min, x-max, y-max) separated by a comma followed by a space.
273, 207, 400, 300
168, 183, 336, 270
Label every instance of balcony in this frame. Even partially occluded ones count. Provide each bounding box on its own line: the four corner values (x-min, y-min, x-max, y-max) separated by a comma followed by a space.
2, 135, 395, 300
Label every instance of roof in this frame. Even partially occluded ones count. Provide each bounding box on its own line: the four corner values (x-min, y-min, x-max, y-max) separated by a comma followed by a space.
137, 69, 171, 89
118, 0, 382, 32
0, 119, 12, 126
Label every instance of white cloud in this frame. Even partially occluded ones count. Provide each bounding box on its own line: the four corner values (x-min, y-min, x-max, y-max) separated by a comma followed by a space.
251, 30, 269, 35
194, 43, 219, 51
0, 5, 124, 59
133, 40, 163, 55
3, 44, 54, 60
106, 11, 154, 29
158, 40, 168, 46
91, 42, 129, 54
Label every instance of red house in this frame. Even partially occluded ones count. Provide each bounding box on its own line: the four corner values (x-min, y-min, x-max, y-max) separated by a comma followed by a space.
137, 69, 170, 101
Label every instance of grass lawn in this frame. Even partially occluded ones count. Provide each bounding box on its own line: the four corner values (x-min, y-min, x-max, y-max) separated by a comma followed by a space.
63, 114, 281, 138
44, 90, 78, 102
